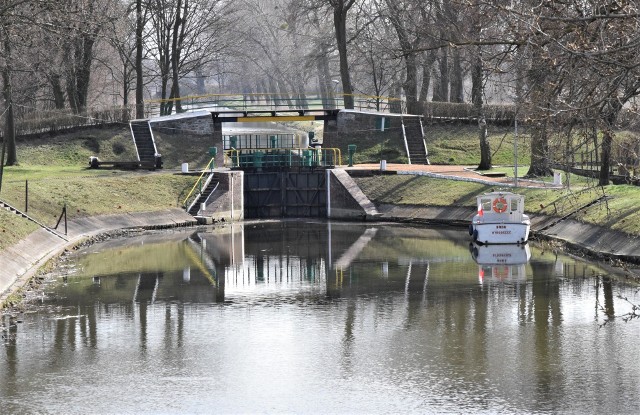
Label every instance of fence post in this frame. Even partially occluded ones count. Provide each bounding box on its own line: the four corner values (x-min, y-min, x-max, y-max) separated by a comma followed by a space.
25, 180, 28, 213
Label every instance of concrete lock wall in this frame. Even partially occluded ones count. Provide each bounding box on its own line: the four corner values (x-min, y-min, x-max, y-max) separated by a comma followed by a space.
327, 169, 380, 220
150, 113, 224, 168
198, 170, 244, 222
152, 114, 214, 135
323, 110, 422, 155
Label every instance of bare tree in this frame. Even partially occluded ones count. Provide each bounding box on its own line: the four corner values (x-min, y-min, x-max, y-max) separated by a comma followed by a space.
326, 0, 356, 109
148, 0, 235, 115
383, 0, 429, 114
509, 1, 640, 183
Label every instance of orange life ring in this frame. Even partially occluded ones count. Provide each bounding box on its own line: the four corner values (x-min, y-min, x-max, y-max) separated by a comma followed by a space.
492, 197, 508, 213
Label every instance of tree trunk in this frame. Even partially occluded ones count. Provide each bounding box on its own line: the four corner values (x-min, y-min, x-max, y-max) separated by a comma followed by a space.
333, 1, 354, 109
50, 74, 66, 109
76, 35, 94, 113
66, 32, 96, 114
315, 47, 332, 109
389, 77, 403, 114
404, 53, 419, 114
135, 0, 144, 119
472, 46, 490, 170
122, 63, 130, 106
419, 53, 434, 105
526, 120, 553, 177
385, 0, 418, 114
277, 80, 294, 108
599, 128, 613, 186
196, 70, 206, 95
526, 51, 554, 178
450, 48, 464, 103
170, 0, 183, 113
477, 118, 491, 170
434, 47, 449, 102
2, 33, 17, 166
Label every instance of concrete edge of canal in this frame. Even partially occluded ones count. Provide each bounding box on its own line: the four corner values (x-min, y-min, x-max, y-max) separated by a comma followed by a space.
376, 203, 640, 270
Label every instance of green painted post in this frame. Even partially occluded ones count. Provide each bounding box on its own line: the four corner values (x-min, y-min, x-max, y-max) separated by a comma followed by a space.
303, 150, 312, 167
209, 147, 217, 170
270, 135, 277, 148
229, 136, 238, 167
348, 144, 357, 167
253, 151, 264, 171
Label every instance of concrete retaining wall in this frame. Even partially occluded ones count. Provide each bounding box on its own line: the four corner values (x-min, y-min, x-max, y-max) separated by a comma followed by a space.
198, 171, 244, 222
328, 169, 380, 220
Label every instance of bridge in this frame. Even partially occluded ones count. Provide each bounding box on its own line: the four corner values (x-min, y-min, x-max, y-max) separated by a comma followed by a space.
108, 94, 428, 220
143, 92, 401, 117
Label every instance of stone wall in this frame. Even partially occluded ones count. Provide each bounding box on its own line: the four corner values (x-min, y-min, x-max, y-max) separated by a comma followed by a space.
323, 110, 423, 163
151, 114, 214, 135
328, 169, 380, 220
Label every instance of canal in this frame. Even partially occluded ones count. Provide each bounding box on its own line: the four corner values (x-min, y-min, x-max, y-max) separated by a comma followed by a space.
1, 221, 639, 414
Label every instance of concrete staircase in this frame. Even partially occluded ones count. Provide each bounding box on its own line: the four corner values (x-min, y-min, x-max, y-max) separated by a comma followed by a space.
130, 120, 161, 168
0, 200, 68, 241
403, 117, 429, 165
187, 175, 220, 216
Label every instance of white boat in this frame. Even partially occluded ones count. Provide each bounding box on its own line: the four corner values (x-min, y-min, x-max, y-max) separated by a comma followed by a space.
469, 191, 530, 245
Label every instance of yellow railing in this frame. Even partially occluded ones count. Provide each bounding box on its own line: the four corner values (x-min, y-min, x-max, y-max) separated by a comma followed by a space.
182, 157, 216, 208
223, 147, 342, 168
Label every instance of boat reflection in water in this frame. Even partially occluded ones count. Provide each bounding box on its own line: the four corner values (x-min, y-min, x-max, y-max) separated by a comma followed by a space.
470, 242, 531, 284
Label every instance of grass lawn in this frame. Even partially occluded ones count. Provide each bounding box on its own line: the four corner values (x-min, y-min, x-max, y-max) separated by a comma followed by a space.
0, 126, 203, 252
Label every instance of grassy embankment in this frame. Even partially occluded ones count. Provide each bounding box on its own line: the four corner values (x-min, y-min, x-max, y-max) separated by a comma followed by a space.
0, 126, 212, 252
3, 123, 640, 253
353, 123, 640, 237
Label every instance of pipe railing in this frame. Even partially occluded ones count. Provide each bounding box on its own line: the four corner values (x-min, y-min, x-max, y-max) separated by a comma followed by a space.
144, 93, 401, 117
224, 147, 342, 169
182, 157, 216, 208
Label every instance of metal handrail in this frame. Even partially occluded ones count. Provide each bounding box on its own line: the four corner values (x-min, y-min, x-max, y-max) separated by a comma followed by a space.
182, 157, 216, 207
144, 92, 402, 117
224, 147, 342, 168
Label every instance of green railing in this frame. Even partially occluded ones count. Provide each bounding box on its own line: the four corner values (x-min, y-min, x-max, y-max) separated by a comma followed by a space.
182, 157, 216, 208
224, 147, 342, 169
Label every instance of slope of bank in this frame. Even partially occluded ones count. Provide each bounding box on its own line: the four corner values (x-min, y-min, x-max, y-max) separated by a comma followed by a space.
354, 173, 640, 267
0, 209, 197, 305
375, 204, 640, 265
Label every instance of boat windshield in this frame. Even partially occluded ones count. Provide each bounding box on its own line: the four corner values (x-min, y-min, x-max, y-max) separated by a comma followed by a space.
481, 198, 492, 211
510, 198, 519, 212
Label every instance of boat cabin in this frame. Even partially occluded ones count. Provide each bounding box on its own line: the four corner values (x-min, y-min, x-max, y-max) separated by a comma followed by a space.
476, 191, 526, 223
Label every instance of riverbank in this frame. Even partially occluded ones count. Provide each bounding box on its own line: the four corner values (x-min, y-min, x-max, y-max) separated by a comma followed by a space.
4, 166, 640, 308
0, 209, 197, 307
374, 204, 640, 271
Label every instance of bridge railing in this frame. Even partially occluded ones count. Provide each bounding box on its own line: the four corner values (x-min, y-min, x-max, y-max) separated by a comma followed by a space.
224, 147, 342, 169
144, 93, 401, 117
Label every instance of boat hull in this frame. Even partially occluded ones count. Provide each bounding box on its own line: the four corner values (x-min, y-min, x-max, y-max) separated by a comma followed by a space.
471, 220, 530, 245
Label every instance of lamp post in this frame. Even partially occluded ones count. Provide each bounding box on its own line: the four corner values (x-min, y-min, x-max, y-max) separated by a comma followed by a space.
332, 79, 340, 109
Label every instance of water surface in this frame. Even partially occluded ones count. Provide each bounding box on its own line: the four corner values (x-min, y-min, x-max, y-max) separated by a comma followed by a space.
1, 221, 638, 414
